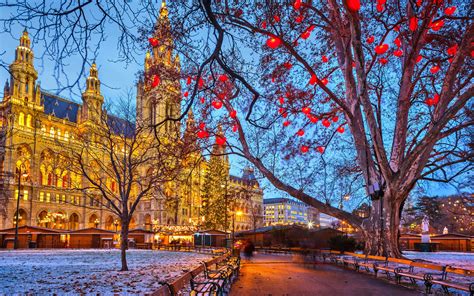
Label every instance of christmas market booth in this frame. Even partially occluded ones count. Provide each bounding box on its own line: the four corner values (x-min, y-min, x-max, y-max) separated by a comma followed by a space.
67, 228, 115, 248
399, 233, 473, 252
0, 225, 67, 249
194, 230, 227, 248
154, 225, 197, 246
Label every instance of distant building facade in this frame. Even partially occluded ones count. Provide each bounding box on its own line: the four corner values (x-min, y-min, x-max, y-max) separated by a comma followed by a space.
263, 198, 319, 226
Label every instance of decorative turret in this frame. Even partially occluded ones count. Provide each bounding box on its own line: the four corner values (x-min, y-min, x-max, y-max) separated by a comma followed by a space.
8, 29, 40, 105
137, 0, 181, 137
81, 62, 104, 123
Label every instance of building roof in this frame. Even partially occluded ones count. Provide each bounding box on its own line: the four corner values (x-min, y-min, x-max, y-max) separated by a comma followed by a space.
107, 115, 135, 137
42, 91, 80, 123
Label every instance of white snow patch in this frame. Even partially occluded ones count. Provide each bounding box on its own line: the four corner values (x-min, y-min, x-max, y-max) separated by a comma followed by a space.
404, 251, 474, 270
0, 249, 211, 295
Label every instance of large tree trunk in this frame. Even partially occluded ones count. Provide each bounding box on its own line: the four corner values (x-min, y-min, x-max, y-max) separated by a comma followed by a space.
120, 220, 129, 271
362, 189, 405, 258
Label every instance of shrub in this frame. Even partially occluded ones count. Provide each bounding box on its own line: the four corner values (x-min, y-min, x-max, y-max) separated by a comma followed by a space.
328, 235, 357, 252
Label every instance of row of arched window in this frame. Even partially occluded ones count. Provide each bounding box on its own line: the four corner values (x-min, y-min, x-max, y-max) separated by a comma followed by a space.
17, 112, 73, 141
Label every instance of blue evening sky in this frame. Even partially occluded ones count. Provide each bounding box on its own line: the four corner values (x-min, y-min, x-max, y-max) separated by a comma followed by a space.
0, 4, 464, 205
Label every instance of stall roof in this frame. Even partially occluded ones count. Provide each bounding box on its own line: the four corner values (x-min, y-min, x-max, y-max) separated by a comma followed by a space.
195, 230, 228, 236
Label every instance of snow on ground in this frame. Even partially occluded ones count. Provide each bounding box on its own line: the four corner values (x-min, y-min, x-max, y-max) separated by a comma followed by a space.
0, 249, 211, 295
404, 251, 474, 270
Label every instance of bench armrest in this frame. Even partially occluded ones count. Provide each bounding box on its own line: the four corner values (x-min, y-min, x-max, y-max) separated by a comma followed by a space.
190, 280, 221, 292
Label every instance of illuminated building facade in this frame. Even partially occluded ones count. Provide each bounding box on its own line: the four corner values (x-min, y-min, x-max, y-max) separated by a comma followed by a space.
0, 2, 263, 234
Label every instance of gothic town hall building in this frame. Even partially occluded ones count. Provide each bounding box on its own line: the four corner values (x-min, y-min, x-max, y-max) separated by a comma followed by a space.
0, 4, 263, 234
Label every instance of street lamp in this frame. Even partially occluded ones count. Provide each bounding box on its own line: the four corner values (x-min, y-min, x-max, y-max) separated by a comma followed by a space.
113, 219, 119, 232
232, 210, 243, 246
307, 221, 314, 229
14, 164, 29, 250
94, 218, 100, 228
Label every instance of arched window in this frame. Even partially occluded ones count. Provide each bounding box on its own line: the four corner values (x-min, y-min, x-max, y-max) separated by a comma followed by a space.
88, 214, 98, 228
57, 129, 61, 140
18, 112, 25, 126
41, 125, 46, 134
49, 127, 55, 138
69, 213, 79, 230
13, 209, 28, 227
64, 131, 69, 141
26, 114, 32, 127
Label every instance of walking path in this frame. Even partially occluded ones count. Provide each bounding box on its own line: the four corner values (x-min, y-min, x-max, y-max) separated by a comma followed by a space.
230, 253, 419, 296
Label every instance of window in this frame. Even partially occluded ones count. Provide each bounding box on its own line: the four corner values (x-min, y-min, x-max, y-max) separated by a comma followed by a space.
23, 190, 28, 201
39, 192, 44, 202
50, 127, 55, 138
64, 131, 69, 141
18, 112, 25, 126
70, 196, 74, 204
90, 197, 94, 206
41, 125, 46, 134
26, 114, 32, 127
46, 193, 51, 203
14, 190, 19, 199
62, 195, 66, 203
57, 129, 61, 140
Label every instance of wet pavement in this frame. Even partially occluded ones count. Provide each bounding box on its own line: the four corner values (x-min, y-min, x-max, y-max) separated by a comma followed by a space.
230, 253, 420, 296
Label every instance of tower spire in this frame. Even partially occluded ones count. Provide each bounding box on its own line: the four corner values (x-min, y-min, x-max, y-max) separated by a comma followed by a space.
8, 29, 39, 105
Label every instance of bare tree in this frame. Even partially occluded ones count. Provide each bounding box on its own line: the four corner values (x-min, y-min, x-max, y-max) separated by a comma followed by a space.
67, 94, 185, 271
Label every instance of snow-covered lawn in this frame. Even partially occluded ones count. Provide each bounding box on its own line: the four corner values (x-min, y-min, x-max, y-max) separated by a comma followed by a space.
0, 249, 211, 295
404, 251, 474, 270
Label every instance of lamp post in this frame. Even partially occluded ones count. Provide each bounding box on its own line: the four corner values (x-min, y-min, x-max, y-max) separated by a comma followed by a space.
94, 218, 100, 228
113, 219, 119, 232
232, 210, 243, 247
14, 164, 28, 250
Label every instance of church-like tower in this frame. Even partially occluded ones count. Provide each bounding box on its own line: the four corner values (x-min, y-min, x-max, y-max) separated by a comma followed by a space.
81, 62, 103, 123
136, 0, 181, 136
7, 29, 41, 106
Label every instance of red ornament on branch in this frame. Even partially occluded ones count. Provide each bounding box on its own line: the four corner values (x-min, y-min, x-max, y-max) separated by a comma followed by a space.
393, 49, 403, 57
283, 62, 293, 69
197, 130, 209, 139
409, 17, 418, 32
216, 136, 226, 146
186, 76, 192, 85
447, 45, 458, 56
296, 129, 305, 136
212, 100, 223, 109
261, 21, 267, 29
337, 126, 345, 133
283, 121, 291, 127
302, 106, 311, 114
316, 146, 325, 153
416, 55, 423, 63
375, 44, 389, 55
301, 145, 309, 153
379, 58, 388, 65
346, 0, 361, 12
366, 36, 375, 44
430, 65, 440, 74
152, 75, 160, 88
309, 74, 318, 85
322, 55, 329, 63
148, 37, 159, 47
445, 6, 456, 16
273, 15, 280, 22
394, 37, 402, 48
279, 97, 285, 105
232, 124, 238, 132
308, 115, 318, 123
229, 110, 237, 118
321, 78, 329, 86
430, 20, 444, 31
266, 36, 281, 49
219, 74, 228, 82
293, 0, 302, 10
332, 116, 339, 122
322, 119, 330, 127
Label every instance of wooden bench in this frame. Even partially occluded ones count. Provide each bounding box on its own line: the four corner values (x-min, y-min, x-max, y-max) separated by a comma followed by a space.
394, 261, 445, 293
425, 266, 474, 295
375, 257, 413, 279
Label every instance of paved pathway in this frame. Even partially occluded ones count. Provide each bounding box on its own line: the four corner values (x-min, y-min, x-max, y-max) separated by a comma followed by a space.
230, 254, 420, 296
